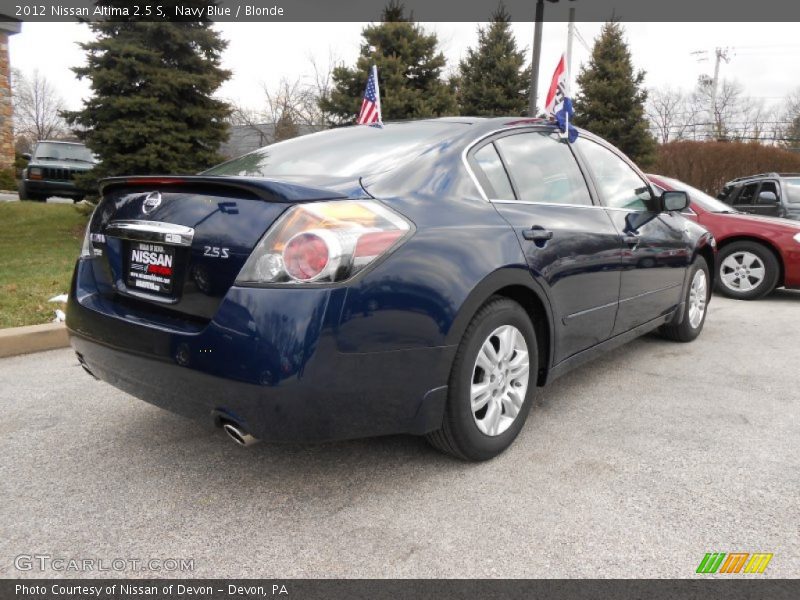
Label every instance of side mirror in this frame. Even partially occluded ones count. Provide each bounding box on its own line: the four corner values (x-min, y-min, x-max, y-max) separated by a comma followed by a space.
660, 191, 689, 212
758, 190, 778, 204
21, 153, 31, 161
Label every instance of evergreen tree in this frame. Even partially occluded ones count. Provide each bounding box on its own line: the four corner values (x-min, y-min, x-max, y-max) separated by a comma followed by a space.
64, 1, 231, 185
318, 1, 456, 124
456, 4, 530, 116
573, 22, 656, 166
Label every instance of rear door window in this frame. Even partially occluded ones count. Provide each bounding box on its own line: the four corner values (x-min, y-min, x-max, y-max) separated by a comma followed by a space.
472, 143, 515, 200
493, 132, 592, 206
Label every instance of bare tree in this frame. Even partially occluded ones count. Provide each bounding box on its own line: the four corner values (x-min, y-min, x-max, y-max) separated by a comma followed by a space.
646, 86, 689, 143
781, 87, 800, 151
12, 69, 67, 148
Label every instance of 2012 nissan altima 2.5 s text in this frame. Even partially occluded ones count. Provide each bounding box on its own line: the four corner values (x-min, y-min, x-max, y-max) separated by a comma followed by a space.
67, 118, 716, 460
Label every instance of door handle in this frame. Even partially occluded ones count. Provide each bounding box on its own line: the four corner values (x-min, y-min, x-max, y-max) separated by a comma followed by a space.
622, 234, 640, 247
522, 227, 554, 242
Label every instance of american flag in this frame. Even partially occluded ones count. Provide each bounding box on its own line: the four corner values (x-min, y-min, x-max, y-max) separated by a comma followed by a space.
356, 65, 382, 126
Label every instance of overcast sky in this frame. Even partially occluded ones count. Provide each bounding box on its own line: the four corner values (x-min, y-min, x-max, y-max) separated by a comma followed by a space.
8, 21, 800, 115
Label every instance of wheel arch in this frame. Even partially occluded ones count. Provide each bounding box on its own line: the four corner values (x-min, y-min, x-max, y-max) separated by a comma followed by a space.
445, 268, 554, 386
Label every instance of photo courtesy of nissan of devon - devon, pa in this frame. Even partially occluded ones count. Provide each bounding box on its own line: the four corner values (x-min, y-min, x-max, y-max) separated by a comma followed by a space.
66, 119, 715, 460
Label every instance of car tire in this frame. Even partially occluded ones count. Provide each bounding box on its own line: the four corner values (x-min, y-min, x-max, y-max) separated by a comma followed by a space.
716, 241, 780, 300
17, 180, 30, 201
426, 297, 537, 461
660, 257, 710, 343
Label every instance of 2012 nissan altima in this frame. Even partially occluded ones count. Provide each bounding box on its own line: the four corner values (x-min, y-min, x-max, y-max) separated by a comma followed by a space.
67, 118, 716, 460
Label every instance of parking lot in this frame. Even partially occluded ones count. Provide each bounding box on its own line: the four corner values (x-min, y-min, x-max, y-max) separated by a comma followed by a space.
0, 292, 798, 578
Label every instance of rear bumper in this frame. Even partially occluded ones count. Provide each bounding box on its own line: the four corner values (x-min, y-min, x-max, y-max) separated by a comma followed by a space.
67, 260, 454, 442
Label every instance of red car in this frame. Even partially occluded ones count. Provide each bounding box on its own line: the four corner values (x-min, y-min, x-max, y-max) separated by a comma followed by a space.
649, 174, 800, 300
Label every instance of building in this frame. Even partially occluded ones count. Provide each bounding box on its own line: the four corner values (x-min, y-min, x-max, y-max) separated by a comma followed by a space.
0, 19, 20, 170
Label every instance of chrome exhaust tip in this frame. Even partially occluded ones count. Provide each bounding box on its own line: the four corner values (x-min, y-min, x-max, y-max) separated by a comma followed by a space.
222, 422, 259, 447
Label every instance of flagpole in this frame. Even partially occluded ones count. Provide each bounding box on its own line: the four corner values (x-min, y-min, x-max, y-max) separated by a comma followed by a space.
372, 65, 382, 126
564, 7, 575, 140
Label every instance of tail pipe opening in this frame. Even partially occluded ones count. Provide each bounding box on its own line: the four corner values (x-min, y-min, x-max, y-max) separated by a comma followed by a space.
221, 421, 259, 447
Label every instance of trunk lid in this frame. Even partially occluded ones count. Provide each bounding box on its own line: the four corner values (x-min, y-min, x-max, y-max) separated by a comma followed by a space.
87, 176, 361, 321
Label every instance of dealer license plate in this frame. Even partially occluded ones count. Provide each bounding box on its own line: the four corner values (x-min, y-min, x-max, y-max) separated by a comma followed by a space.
126, 241, 177, 297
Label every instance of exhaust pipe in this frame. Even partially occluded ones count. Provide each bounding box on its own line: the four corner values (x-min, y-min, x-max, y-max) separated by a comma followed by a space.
222, 421, 259, 447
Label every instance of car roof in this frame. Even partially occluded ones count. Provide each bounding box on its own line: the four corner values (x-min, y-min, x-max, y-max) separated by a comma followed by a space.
724, 172, 800, 186
36, 140, 86, 145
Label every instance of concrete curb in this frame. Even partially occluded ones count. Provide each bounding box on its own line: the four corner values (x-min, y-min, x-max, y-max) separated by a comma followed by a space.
0, 322, 69, 358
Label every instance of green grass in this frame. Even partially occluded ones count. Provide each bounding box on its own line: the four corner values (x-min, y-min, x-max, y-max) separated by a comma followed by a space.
0, 202, 88, 328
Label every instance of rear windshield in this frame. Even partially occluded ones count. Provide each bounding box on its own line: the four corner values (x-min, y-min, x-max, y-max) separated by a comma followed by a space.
786, 178, 800, 203
205, 122, 467, 178
34, 142, 95, 163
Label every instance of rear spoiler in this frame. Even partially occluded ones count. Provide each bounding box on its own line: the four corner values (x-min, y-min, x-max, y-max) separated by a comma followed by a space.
99, 175, 349, 203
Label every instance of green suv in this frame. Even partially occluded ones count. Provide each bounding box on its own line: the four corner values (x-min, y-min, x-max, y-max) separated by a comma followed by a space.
19, 141, 97, 202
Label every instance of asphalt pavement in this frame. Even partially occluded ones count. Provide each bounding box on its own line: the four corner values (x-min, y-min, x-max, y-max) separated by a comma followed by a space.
1, 292, 798, 578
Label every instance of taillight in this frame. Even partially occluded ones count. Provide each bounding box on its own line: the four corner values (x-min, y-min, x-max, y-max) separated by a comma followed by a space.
235, 200, 412, 285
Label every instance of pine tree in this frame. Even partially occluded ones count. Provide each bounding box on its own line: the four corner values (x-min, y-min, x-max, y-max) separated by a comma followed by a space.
318, 1, 456, 124
456, 4, 530, 116
64, 1, 231, 185
573, 22, 656, 167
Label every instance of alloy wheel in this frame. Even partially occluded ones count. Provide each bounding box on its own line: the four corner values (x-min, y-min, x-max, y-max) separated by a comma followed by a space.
470, 325, 530, 436
720, 251, 766, 293
688, 268, 708, 328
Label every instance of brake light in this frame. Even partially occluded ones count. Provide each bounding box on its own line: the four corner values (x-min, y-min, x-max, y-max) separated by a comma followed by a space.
236, 200, 412, 285
283, 232, 331, 281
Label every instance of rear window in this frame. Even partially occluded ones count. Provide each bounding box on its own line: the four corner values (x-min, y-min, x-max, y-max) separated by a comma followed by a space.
204, 122, 467, 179
785, 178, 800, 203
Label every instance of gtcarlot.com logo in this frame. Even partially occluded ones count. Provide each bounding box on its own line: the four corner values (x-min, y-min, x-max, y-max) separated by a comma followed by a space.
14, 554, 194, 572
696, 552, 773, 574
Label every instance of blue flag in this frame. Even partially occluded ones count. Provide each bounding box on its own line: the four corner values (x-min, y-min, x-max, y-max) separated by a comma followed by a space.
554, 97, 579, 143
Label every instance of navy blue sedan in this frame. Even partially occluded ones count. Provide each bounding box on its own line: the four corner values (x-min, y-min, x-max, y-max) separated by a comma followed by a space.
67, 118, 715, 460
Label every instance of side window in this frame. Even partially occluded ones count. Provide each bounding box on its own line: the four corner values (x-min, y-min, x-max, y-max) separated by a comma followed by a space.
493, 132, 592, 206
735, 184, 758, 206
473, 143, 514, 200
755, 181, 779, 204
576, 139, 652, 211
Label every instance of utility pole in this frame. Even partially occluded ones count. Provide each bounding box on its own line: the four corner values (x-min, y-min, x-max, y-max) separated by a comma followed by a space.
528, 0, 546, 116
710, 47, 730, 137
529, 0, 576, 116
692, 47, 731, 140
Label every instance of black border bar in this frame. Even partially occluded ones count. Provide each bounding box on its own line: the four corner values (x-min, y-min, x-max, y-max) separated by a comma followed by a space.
1, 0, 800, 23
3, 579, 800, 600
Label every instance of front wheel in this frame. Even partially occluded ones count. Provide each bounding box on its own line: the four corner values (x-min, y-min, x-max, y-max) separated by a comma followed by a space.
660, 257, 710, 342
426, 297, 537, 461
716, 241, 779, 300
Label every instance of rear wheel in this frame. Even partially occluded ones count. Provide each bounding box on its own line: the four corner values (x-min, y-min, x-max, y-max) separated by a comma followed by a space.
660, 257, 710, 342
716, 241, 779, 300
426, 297, 537, 461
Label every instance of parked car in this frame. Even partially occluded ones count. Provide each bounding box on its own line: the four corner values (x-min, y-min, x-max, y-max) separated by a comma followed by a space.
19, 140, 97, 202
716, 172, 800, 220
650, 174, 800, 300
67, 119, 715, 461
